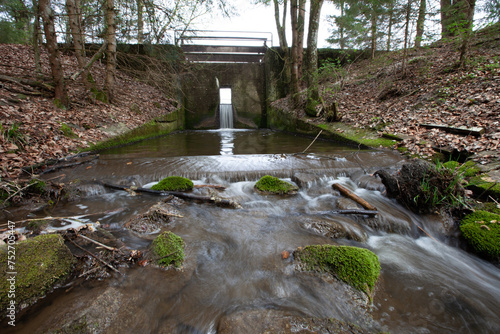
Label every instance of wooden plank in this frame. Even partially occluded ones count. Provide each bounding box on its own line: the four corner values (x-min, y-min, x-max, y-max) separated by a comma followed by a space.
420, 123, 484, 137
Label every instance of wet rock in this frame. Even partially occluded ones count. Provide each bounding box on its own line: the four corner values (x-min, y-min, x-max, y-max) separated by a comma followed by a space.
301, 218, 367, 242
336, 197, 362, 210
218, 309, 377, 334
124, 201, 181, 234
292, 172, 320, 188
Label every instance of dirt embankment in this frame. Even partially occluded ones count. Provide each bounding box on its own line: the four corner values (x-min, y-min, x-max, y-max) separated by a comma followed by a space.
0, 44, 177, 180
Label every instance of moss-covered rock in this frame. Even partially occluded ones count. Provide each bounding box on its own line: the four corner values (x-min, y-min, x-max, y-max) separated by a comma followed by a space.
467, 176, 500, 201
0, 234, 75, 314
254, 175, 299, 195
151, 231, 185, 267
151, 176, 193, 192
294, 245, 381, 296
460, 210, 500, 261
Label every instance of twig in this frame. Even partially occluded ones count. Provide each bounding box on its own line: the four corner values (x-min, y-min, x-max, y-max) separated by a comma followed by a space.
3, 182, 35, 204
416, 224, 438, 242
66, 237, 122, 275
76, 233, 119, 252
153, 250, 180, 263
302, 130, 323, 153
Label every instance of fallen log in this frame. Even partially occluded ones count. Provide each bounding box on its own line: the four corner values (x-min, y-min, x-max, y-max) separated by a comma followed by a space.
101, 182, 241, 208
420, 123, 484, 137
332, 183, 377, 211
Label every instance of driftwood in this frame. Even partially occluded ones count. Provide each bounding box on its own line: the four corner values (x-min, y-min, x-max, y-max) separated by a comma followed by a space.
332, 183, 377, 211
101, 182, 241, 208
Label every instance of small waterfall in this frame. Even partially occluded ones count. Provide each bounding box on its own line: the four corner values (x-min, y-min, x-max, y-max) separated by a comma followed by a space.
219, 104, 234, 129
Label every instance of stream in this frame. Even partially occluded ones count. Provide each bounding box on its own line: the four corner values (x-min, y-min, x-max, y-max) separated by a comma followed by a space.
2, 129, 500, 333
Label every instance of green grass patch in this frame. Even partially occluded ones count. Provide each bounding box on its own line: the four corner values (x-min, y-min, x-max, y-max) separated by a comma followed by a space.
151, 231, 185, 267
460, 210, 500, 261
295, 245, 381, 297
255, 175, 298, 195
151, 176, 193, 192
0, 234, 75, 313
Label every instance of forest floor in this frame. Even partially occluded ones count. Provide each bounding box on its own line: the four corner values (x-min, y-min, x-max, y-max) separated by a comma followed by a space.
275, 23, 500, 168
0, 43, 177, 180
0, 24, 499, 183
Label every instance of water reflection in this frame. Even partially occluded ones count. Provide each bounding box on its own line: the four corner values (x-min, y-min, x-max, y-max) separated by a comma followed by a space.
219, 130, 235, 155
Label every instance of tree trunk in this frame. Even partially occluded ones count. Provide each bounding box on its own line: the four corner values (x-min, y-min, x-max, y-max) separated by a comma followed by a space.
415, 0, 426, 47
137, 0, 144, 44
386, 3, 393, 51
440, 0, 453, 37
370, 12, 377, 59
340, 0, 345, 50
273, 0, 288, 51
32, 0, 42, 78
66, 0, 91, 89
304, 0, 324, 117
297, 0, 306, 78
105, 0, 117, 103
39, 0, 69, 107
305, 0, 324, 89
459, 0, 476, 67
290, 0, 300, 105
402, 0, 412, 76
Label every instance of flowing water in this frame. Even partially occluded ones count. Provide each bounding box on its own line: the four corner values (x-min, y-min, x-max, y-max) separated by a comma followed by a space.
2, 130, 500, 333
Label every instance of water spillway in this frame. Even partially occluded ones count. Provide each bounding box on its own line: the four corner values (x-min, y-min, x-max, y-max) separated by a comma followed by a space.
2, 130, 500, 333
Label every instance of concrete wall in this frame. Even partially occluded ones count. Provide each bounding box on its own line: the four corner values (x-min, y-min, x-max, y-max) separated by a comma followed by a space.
182, 62, 266, 129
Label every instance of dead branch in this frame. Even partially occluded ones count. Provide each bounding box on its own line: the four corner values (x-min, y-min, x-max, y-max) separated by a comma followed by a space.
101, 182, 241, 208
332, 183, 377, 211
193, 184, 226, 190
66, 236, 122, 275
76, 233, 119, 252
70, 40, 108, 81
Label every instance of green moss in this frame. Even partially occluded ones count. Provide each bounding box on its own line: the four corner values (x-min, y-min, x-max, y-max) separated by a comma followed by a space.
29, 179, 46, 194
255, 175, 299, 195
84, 119, 178, 153
443, 160, 480, 177
467, 176, 500, 200
478, 202, 500, 215
90, 87, 108, 103
460, 211, 500, 260
0, 234, 75, 313
53, 98, 66, 109
60, 123, 77, 138
26, 220, 49, 234
295, 245, 381, 296
151, 176, 193, 192
151, 231, 185, 267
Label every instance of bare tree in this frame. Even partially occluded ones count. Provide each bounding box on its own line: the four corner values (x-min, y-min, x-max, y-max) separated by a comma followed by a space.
105, 0, 116, 103
39, 0, 69, 107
